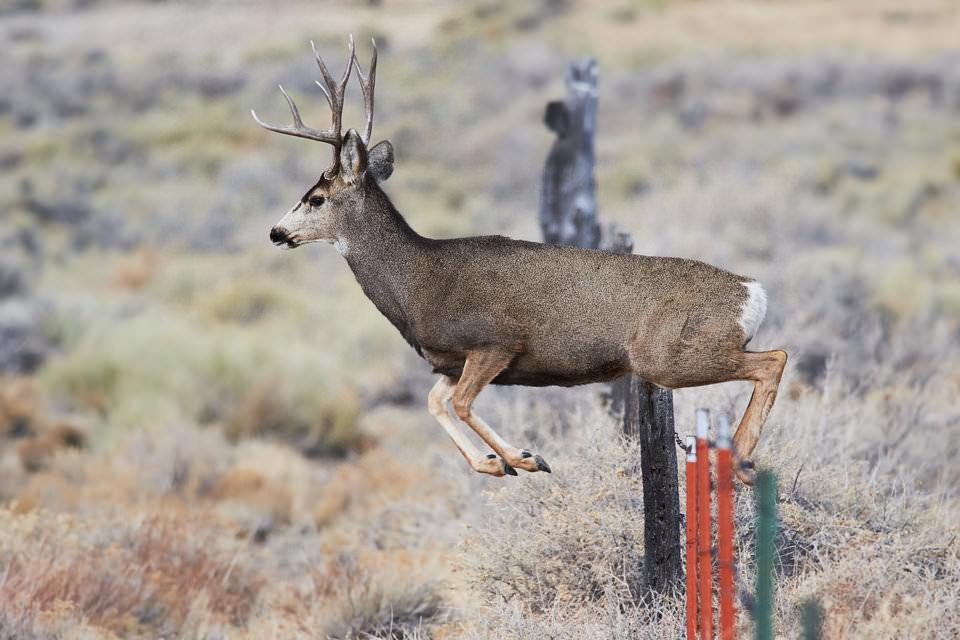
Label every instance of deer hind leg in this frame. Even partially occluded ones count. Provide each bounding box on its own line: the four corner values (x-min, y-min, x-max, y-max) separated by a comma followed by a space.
732, 349, 788, 485
451, 350, 552, 474
428, 376, 508, 476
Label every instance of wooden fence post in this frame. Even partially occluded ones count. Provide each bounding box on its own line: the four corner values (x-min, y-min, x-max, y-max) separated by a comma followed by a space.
625, 379, 683, 592
540, 58, 682, 595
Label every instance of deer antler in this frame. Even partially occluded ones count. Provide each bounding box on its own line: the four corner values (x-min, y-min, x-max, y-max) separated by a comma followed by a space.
353, 38, 377, 146
250, 36, 356, 178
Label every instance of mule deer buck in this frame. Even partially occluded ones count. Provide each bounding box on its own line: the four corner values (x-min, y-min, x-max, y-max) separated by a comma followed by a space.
252, 38, 786, 484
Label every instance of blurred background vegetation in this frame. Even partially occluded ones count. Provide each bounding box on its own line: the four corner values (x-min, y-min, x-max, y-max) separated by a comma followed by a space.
1, 1, 958, 638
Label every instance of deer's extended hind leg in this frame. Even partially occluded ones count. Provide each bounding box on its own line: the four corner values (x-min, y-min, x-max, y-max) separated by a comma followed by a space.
428, 376, 511, 476
732, 349, 787, 485
451, 350, 552, 474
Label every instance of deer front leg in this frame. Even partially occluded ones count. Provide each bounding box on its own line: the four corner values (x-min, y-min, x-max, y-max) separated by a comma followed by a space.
428, 376, 513, 476
451, 350, 552, 474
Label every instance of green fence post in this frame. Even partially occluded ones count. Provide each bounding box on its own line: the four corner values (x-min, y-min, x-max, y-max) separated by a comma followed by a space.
801, 597, 822, 640
755, 470, 777, 640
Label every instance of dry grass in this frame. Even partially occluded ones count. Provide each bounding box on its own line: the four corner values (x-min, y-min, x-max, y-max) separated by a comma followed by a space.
455, 383, 960, 639
1, 416, 454, 639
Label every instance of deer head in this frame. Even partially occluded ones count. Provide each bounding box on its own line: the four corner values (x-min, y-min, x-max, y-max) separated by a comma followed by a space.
252, 37, 394, 250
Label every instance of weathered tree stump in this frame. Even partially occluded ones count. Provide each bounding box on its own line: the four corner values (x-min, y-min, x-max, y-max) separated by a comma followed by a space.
540, 58, 683, 596
539, 58, 601, 250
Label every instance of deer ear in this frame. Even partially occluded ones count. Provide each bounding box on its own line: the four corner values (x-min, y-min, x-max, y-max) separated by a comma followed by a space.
339, 129, 367, 183
367, 140, 394, 182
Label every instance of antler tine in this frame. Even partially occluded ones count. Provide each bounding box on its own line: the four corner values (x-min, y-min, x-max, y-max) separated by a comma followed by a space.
278, 85, 305, 129
310, 39, 338, 106
252, 38, 357, 177
250, 84, 338, 143
314, 80, 333, 110
341, 35, 356, 93
354, 37, 378, 145
314, 37, 355, 178
309, 38, 354, 120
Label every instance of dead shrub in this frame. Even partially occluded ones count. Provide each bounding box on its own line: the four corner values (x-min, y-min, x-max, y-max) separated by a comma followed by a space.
204, 279, 301, 325
0, 376, 39, 439
48, 420, 87, 449
111, 247, 161, 291
222, 375, 363, 459
14, 421, 87, 473
0, 507, 263, 638
311, 448, 430, 531
461, 431, 649, 612
208, 465, 293, 526
785, 529, 960, 639
15, 436, 56, 472
281, 549, 445, 640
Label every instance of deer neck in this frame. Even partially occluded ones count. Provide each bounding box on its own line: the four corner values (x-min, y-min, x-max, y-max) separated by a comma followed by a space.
338, 182, 426, 343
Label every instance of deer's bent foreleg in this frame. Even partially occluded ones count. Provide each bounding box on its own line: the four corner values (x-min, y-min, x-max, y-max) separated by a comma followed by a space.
451, 350, 552, 474
428, 376, 510, 476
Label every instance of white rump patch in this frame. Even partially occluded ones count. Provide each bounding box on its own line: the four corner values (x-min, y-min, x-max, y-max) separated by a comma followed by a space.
739, 281, 768, 344
333, 238, 350, 256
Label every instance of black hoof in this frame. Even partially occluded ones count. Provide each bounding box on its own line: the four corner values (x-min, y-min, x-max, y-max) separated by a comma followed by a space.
502, 460, 518, 476
520, 450, 532, 458
534, 454, 552, 473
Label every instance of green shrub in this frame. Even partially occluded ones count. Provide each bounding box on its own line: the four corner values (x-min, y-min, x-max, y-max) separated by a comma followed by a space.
37, 310, 361, 456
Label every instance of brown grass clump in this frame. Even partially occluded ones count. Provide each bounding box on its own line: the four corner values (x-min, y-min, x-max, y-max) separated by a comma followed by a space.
311, 448, 430, 531
111, 247, 162, 291
203, 279, 303, 325
48, 420, 88, 449
1, 377, 87, 474
0, 506, 262, 639
208, 465, 294, 527
15, 436, 57, 472
219, 374, 364, 460
15, 421, 87, 473
0, 376, 39, 439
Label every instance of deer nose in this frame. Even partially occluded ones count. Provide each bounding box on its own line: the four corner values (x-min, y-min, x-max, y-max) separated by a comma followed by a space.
269, 226, 288, 244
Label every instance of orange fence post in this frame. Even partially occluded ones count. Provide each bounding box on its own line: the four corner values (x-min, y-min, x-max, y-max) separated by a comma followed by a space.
685, 435, 699, 640
695, 409, 713, 640
716, 414, 736, 640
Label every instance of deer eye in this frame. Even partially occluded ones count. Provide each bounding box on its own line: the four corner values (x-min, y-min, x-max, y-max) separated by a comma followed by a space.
309, 195, 325, 207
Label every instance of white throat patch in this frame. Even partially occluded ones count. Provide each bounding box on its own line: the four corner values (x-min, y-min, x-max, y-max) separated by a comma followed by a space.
333, 238, 350, 256
738, 281, 768, 344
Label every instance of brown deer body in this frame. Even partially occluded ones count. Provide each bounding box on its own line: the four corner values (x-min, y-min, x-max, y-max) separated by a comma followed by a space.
253, 39, 786, 483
